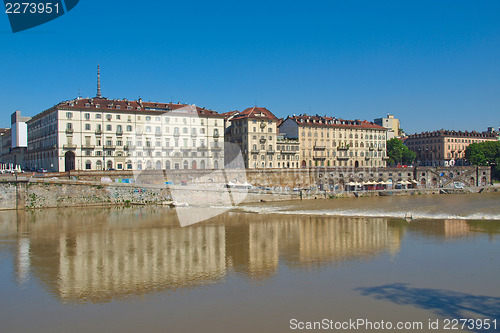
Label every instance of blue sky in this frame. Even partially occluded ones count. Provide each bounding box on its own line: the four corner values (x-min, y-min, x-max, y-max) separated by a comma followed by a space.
1, 0, 499, 133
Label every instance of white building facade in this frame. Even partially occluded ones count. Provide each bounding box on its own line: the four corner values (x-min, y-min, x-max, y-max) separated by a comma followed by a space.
26, 98, 225, 172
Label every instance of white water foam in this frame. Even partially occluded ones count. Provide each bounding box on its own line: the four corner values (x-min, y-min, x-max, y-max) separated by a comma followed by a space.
238, 206, 500, 220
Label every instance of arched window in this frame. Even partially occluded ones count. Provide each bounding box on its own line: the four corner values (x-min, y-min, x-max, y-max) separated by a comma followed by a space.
127, 160, 133, 170
85, 160, 92, 170
183, 161, 188, 169
146, 160, 152, 169
200, 160, 205, 169
96, 160, 102, 171
107, 160, 113, 170
156, 161, 162, 169
214, 160, 218, 169
166, 160, 171, 169
192, 160, 197, 169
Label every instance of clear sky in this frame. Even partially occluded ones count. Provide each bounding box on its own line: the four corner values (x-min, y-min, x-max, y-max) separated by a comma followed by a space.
1, 0, 499, 134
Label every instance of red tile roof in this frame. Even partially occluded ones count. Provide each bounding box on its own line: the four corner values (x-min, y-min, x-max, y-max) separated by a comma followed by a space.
35, 97, 224, 119
231, 106, 279, 121
287, 115, 386, 130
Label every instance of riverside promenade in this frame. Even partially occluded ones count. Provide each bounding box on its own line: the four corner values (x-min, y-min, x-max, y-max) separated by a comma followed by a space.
0, 165, 495, 210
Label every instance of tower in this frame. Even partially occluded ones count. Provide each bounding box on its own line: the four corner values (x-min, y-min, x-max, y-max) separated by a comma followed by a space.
96, 65, 102, 98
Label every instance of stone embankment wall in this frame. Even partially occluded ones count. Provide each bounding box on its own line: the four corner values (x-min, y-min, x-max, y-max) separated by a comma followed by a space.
0, 178, 297, 210
0, 166, 493, 211
23, 165, 492, 189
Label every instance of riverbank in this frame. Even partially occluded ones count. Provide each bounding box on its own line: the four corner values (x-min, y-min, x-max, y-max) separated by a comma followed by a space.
0, 177, 498, 211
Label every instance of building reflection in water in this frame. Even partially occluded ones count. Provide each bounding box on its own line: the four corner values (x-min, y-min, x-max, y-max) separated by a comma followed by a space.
2, 207, 492, 303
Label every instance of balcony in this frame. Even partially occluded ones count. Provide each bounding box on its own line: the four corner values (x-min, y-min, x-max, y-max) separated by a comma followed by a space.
337, 156, 349, 160
337, 146, 349, 151
116, 130, 123, 136
259, 138, 266, 144
191, 132, 197, 137
65, 128, 74, 135
260, 122, 266, 128
95, 129, 102, 135
313, 145, 326, 150
369, 147, 375, 151
211, 144, 223, 151
378, 147, 383, 151
155, 132, 162, 137
213, 133, 220, 138
162, 146, 174, 151
124, 145, 130, 150
181, 147, 192, 151
62, 144, 77, 150
173, 132, 180, 137
82, 145, 95, 149
313, 156, 326, 160
382, 156, 390, 160
365, 156, 371, 160
103, 145, 116, 150
251, 149, 260, 154
197, 145, 208, 151
266, 150, 275, 154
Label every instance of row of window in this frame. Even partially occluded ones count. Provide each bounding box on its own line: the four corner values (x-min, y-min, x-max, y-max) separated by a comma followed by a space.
84, 159, 219, 171
67, 123, 219, 136
302, 131, 385, 140
68, 112, 219, 126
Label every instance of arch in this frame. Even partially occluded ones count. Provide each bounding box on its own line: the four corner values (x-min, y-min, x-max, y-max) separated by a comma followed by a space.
481, 176, 487, 186
432, 178, 437, 187
183, 160, 189, 169
269, 162, 272, 168
96, 160, 103, 171
192, 160, 197, 170
214, 160, 219, 169
85, 160, 92, 170
469, 177, 475, 186
165, 160, 171, 169
200, 160, 205, 169
106, 160, 113, 170
354, 160, 359, 168
64, 151, 75, 172
146, 160, 152, 169
301, 160, 306, 168
127, 160, 133, 170
156, 160, 162, 170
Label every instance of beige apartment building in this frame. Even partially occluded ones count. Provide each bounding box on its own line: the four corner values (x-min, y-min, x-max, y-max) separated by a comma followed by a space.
405, 130, 497, 166
25, 97, 225, 172
374, 114, 402, 139
279, 115, 388, 168
225, 106, 282, 169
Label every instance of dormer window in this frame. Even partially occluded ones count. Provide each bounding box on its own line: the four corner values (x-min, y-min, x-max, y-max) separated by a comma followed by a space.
116, 105, 121, 109
85, 103, 90, 107
95, 104, 100, 108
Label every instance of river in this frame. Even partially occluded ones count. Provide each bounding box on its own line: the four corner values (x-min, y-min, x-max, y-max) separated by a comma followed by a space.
0, 193, 499, 332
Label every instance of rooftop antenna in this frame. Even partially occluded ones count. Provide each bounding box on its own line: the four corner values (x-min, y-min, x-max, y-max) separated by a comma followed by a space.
96, 65, 102, 98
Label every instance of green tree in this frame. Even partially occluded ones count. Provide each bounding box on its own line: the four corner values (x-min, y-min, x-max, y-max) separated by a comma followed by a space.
386, 138, 416, 166
465, 141, 500, 180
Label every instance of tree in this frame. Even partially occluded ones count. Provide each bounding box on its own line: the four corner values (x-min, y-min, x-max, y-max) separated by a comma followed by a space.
386, 138, 416, 166
465, 141, 500, 180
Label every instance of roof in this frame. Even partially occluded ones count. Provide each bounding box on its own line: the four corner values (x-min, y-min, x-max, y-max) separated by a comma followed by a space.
220, 110, 240, 120
287, 115, 386, 130
231, 106, 279, 121
29, 97, 224, 122
406, 129, 497, 139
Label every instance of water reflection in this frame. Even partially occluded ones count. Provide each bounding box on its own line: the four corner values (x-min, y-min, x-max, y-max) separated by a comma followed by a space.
0, 207, 498, 303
